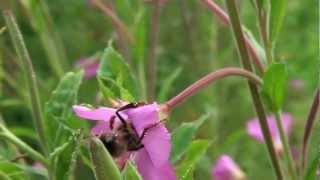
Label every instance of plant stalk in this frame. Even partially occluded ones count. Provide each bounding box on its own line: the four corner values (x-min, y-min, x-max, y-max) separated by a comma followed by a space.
224, 1, 283, 179
0, 124, 48, 166
165, 67, 262, 108
3, 11, 49, 155
274, 111, 298, 180
301, 89, 320, 170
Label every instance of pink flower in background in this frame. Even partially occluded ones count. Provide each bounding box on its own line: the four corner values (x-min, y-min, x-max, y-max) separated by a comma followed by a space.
73, 102, 176, 180
246, 113, 293, 154
212, 155, 245, 180
75, 57, 99, 79
290, 79, 305, 90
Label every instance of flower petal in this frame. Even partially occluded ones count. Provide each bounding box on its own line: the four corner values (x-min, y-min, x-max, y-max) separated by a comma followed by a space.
212, 155, 245, 180
135, 148, 176, 180
142, 124, 171, 167
246, 113, 293, 144
73, 105, 116, 121
125, 103, 159, 136
91, 122, 110, 136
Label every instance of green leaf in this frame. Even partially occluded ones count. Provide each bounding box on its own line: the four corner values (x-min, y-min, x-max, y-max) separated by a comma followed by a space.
0, 161, 27, 180
171, 113, 210, 163
0, 171, 11, 180
122, 161, 142, 180
176, 140, 211, 180
157, 67, 182, 102
304, 154, 319, 180
97, 46, 137, 101
90, 138, 121, 180
45, 71, 83, 149
269, 0, 287, 42
53, 130, 83, 180
242, 27, 266, 66
261, 63, 288, 111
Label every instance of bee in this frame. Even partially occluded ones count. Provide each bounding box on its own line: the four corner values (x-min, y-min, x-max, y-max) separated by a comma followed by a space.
98, 102, 158, 158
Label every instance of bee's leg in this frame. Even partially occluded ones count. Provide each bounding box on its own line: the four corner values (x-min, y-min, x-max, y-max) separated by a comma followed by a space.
128, 144, 144, 151
138, 119, 166, 143
115, 102, 146, 126
109, 115, 116, 130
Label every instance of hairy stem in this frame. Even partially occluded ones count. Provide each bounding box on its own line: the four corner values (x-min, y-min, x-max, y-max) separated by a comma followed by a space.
224, 1, 283, 179
165, 67, 262, 109
147, 0, 162, 101
200, 0, 265, 74
0, 124, 48, 166
274, 111, 297, 180
301, 89, 320, 170
4, 11, 49, 155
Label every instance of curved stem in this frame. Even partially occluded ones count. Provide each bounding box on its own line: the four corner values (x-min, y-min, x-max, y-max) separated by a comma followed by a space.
165, 67, 262, 109
200, 0, 265, 74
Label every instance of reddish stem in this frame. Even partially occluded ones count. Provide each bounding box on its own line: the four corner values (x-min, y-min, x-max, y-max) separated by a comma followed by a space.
200, 0, 265, 74
164, 67, 262, 109
301, 89, 320, 170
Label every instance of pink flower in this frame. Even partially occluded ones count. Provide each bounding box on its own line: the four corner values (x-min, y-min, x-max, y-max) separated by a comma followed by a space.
211, 155, 245, 180
290, 79, 305, 90
246, 113, 293, 154
73, 102, 176, 180
75, 57, 99, 79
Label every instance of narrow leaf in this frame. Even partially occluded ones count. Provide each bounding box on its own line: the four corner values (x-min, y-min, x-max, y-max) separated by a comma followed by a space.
261, 63, 288, 111
45, 71, 83, 149
176, 140, 211, 180
157, 67, 182, 102
171, 113, 210, 163
270, 0, 287, 42
90, 138, 121, 180
97, 46, 137, 101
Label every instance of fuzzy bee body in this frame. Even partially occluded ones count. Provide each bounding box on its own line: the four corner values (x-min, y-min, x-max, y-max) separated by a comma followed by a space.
99, 122, 144, 158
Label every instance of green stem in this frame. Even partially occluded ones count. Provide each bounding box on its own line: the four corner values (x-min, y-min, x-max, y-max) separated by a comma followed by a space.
274, 111, 298, 180
3, 11, 49, 155
225, 1, 283, 179
0, 124, 48, 166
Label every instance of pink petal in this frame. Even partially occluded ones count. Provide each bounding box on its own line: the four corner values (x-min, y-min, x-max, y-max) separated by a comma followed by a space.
212, 155, 245, 180
123, 103, 171, 167
142, 124, 171, 167
135, 148, 176, 180
72, 105, 116, 121
124, 103, 160, 135
91, 122, 110, 136
246, 113, 293, 143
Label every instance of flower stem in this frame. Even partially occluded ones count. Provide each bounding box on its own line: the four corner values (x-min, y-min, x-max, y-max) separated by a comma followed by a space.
274, 111, 298, 180
301, 89, 320, 171
224, 1, 283, 179
165, 67, 262, 109
200, 0, 265, 74
0, 124, 48, 166
147, 0, 162, 101
3, 11, 49, 155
